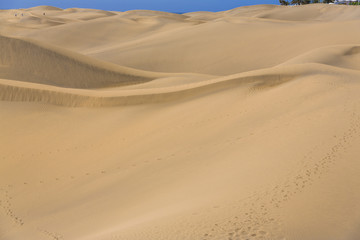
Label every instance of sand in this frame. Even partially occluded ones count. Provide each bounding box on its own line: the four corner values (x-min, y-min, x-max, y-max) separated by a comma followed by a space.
1, 4, 360, 240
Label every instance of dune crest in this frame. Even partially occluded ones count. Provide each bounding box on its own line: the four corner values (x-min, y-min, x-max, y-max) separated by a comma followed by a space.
29, 6, 63, 11
0, 34, 161, 88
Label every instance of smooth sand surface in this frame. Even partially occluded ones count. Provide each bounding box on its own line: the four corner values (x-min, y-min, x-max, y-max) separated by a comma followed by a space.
1, 4, 360, 240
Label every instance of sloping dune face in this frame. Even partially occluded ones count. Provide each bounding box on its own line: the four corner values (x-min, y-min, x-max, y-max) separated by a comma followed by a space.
0, 35, 160, 88
1, 4, 360, 240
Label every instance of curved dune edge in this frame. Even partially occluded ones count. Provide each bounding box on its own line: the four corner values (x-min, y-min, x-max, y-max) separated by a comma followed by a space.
1, 63, 358, 107
280, 45, 360, 71
0, 34, 211, 89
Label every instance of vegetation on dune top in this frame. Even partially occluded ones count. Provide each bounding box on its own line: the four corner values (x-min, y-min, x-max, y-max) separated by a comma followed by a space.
278, 0, 352, 5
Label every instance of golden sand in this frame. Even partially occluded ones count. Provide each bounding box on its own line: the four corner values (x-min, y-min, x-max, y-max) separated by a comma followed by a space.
1, 4, 360, 240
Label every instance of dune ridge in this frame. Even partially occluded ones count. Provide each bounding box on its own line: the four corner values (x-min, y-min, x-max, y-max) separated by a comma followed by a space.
1, 61, 359, 107
1, 37, 360, 107
0, 67, 293, 107
0, 34, 160, 88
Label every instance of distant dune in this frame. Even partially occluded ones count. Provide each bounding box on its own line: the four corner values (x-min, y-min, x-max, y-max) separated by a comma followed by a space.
1, 4, 360, 240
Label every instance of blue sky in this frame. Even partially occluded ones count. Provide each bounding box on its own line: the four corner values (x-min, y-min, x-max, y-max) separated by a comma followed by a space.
0, 0, 279, 12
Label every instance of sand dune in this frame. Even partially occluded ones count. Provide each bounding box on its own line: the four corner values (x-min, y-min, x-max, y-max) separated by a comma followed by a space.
28, 6, 63, 11
14, 5, 360, 76
0, 34, 192, 88
1, 4, 360, 240
282, 45, 360, 71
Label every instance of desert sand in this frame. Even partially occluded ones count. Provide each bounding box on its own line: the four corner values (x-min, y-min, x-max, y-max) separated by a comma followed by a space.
1, 4, 360, 240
